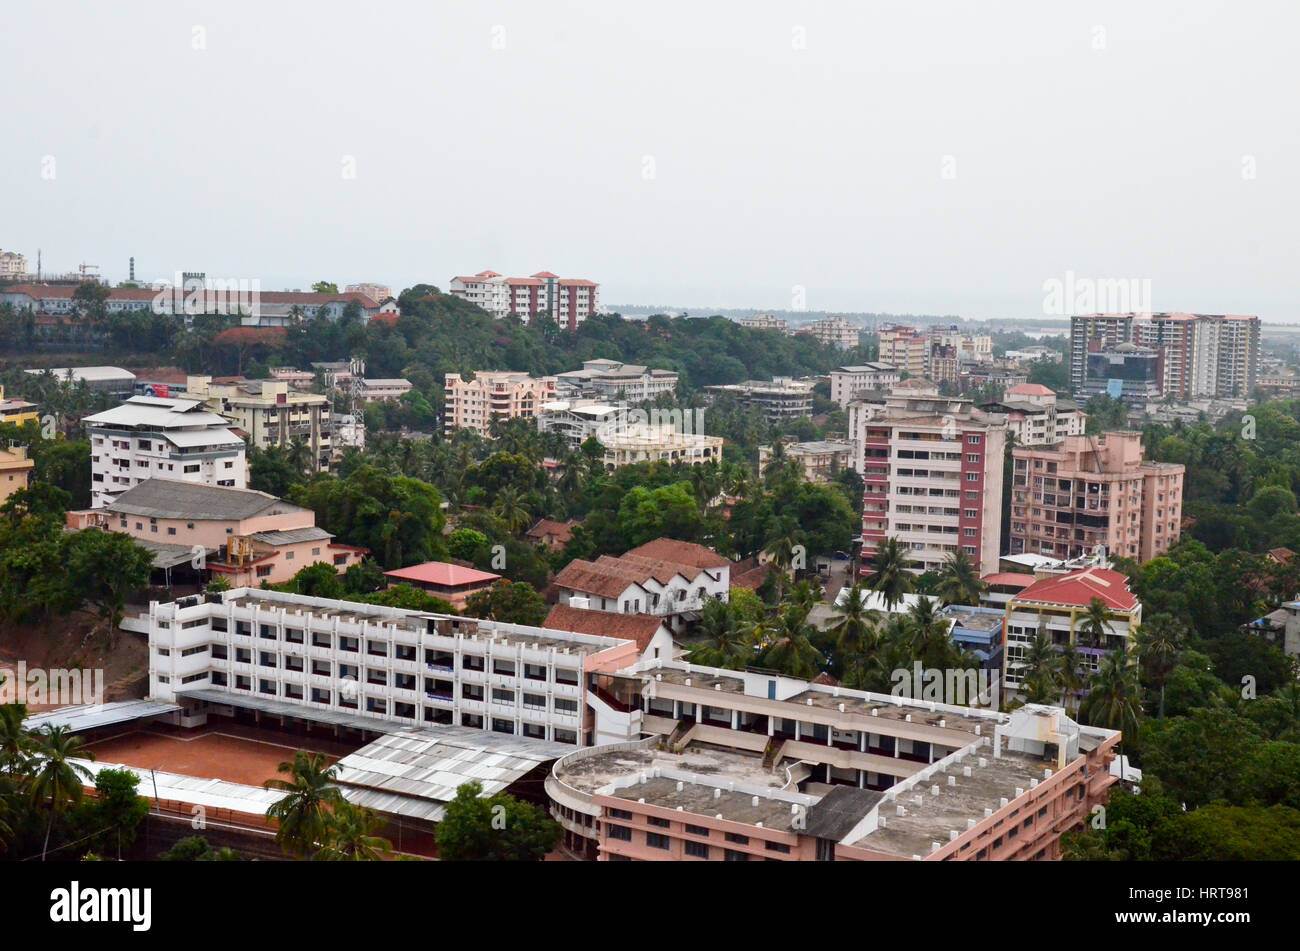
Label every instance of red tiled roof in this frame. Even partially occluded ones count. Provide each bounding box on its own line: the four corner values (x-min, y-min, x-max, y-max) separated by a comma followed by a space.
1013, 567, 1138, 612
1004, 383, 1055, 396
531, 271, 559, 279
544, 604, 664, 652
526, 518, 578, 545
981, 572, 1037, 588
1268, 548, 1295, 564
553, 559, 649, 599
383, 561, 500, 587
624, 539, 730, 570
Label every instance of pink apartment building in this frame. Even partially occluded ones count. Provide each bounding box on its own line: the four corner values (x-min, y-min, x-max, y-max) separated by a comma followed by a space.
443, 371, 557, 437
1008, 431, 1184, 562
447, 271, 600, 329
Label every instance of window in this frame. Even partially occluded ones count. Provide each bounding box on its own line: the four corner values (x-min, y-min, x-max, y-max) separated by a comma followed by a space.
647, 816, 670, 828
646, 832, 670, 850
764, 841, 791, 854
607, 824, 632, 841
608, 808, 633, 820
724, 832, 750, 845
965, 472, 979, 482
685, 841, 709, 859
684, 824, 710, 837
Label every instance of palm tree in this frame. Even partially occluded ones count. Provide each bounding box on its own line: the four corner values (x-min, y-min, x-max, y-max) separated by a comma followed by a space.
786, 578, 823, 617
492, 487, 532, 536
28, 725, 95, 861
313, 801, 392, 861
1078, 597, 1114, 650
1057, 644, 1088, 713
1018, 629, 1062, 705
688, 597, 752, 669
264, 751, 344, 856
864, 537, 914, 612
1133, 614, 1183, 722
761, 606, 823, 680
829, 583, 881, 659
0, 703, 33, 775
762, 516, 803, 600
907, 596, 961, 670
1080, 644, 1142, 746
935, 550, 985, 606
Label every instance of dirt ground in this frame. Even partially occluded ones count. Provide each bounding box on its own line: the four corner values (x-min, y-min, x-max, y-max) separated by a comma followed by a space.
0, 611, 149, 711
82, 729, 338, 787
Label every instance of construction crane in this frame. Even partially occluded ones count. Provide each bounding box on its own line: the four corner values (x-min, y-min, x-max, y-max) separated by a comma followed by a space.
78, 263, 99, 279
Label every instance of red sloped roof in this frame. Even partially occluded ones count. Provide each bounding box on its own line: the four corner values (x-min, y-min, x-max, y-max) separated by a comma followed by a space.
531, 271, 559, 279
544, 604, 664, 652
1004, 383, 1055, 396
383, 561, 500, 587
1013, 567, 1138, 612
981, 572, 1037, 588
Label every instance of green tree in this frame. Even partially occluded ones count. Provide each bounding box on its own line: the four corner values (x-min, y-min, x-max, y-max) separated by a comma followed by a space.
864, 537, 914, 611
264, 751, 344, 856
435, 781, 561, 861
935, 549, 985, 606
28, 725, 95, 861
462, 580, 548, 626
313, 801, 392, 861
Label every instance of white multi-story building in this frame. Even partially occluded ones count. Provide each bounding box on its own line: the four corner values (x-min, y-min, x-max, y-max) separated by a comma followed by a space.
796, 316, 860, 349
538, 400, 625, 450
704, 377, 815, 422
991, 383, 1087, 447
597, 424, 723, 471
187, 376, 334, 473
145, 588, 646, 747
848, 392, 1006, 576
83, 396, 247, 509
0, 250, 27, 280
555, 359, 679, 402
448, 270, 600, 329
830, 363, 902, 408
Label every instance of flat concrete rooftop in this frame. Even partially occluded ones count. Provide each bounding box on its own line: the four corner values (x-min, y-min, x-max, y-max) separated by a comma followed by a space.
850, 749, 1055, 858
608, 776, 803, 831
557, 744, 787, 797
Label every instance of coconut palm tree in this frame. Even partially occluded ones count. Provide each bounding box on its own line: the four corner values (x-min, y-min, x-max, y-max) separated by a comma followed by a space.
1080, 644, 1142, 746
829, 583, 881, 659
864, 537, 915, 612
1078, 597, 1114, 650
28, 725, 95, 861
761, 606, 823, 680
264, 751, 344, 856
1018, 628, 1062, 705
786, 578, 823, 617
907, 596, 961, 670
1057, 644, 1088, 713
688, 597, 752, 669
935, 549, 985, 606
491, 487, 532, 536
0, 703, 33, 775
762, 516, 803, 600
313, 801, 392, 861
1133, 614, 1183, 722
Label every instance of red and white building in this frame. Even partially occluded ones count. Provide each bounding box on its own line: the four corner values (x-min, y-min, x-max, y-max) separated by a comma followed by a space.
848, 393, 1006, 576
447, 270, 600, 329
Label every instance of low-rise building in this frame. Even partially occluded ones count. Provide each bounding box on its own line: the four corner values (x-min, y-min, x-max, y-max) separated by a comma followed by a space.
704, 377, 815, 422
1003, 566, 1142, 691
759, 440, 854, 483
25, 365, 137, 396
444, 371, 557, 437
737, 313, 788, 332
82, 395, 247, 509
796, 316, 860, 349
553, 539, 732, 634
537, 399, 625, 450
555, 359, 678, 402
0, 385, 38, 426
382, 562, 502, 609
357, 378, 413, 402
66, 479, 366, 586
0, 445, 34, 505
596, 423, 723, 470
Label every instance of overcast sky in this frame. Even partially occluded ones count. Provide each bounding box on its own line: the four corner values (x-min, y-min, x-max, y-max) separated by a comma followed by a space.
2, 1, 1295, 320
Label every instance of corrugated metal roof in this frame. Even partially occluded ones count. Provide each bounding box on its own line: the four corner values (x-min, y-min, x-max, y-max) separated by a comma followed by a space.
251, 526, 334, 545
24, 699, 180, 733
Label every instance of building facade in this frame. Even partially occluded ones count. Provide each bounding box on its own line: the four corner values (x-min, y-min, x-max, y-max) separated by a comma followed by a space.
737, 313, 788, 332
187, 376, 334, 472
878, 326, 929, 376
759, 440, 855, 483
1008, 431, 1184, 562
444, 371, 557, 437
555, 359, 678, 402
704, 378, 815, 422
830, 364, 902, 408
447, 271, 600, 329
796, 316, 860, 349
82, 395, 247, 509
849, 394, 1007, 576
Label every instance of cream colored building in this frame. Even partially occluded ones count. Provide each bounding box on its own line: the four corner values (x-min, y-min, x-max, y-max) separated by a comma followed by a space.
878, 326, 929, 376
187, 376, 334, 472
444, 371, 557, 437
598, 424, 722, 470
0, 445, 34, 505
759, 440, 854, 483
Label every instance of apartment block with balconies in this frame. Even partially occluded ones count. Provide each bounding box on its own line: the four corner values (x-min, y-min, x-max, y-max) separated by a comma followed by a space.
1008, 431, 1183, 562
444, 370, 557, 437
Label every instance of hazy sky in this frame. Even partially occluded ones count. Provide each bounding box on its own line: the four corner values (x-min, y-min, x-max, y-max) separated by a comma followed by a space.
2, 1, 1296, 320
